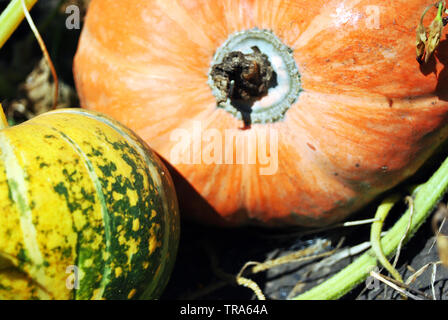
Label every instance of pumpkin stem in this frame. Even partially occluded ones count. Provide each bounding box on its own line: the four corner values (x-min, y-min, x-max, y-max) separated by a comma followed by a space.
208, 29, 301, 125
0, 104, 9, 129
210, 46, 277, 127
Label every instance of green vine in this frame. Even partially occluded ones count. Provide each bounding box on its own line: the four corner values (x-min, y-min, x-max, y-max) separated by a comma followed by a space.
370, 195, 404, 284
0, 0, 38, 49
292, 156, 448, 300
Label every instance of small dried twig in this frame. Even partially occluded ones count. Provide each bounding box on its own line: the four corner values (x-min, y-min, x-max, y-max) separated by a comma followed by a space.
20, 0, 59, 109
370, 271, 430, 300
312, 240, 373, 273
250, 239, 334, 274
429, 217, 447, 251
407, 265, 417, 274
431, 263, 438, 300
405, 261, 442, 285
235, 238, 343, 300
342, 218, 381, 227
236, 277, 266, 300
263, 217, 380, 240
236, 262, 266, 300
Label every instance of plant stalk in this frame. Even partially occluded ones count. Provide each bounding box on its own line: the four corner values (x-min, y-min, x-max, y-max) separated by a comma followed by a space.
0, 0, 38, 49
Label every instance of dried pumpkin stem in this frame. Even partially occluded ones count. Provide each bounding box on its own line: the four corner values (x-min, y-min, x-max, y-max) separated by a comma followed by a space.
369, 271, 426, 300
251, 241, 336, 274
210, 47, 277, 104
292, 154, 448, 300
0, 0, 38, 49
210, 46, 277, 128
208, 29, 301, 125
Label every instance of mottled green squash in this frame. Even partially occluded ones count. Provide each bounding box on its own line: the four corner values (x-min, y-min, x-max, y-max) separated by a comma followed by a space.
0, 108, 180, 300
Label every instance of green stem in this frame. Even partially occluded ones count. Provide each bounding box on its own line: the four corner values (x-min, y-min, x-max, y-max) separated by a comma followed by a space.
0, 0, 38, 50
436, 1, 444, 21
292, 156, 448, 300
370, 195, 403, 283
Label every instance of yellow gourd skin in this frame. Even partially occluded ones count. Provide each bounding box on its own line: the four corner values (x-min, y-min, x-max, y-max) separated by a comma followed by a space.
0, 108, 180, 300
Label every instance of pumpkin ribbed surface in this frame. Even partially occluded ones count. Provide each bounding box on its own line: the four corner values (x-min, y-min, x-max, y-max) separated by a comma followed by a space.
74, 0, 448, 226
0, 109, 180, 299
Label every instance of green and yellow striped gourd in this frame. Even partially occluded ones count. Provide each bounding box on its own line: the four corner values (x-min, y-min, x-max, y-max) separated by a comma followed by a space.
0, 107, 180, 300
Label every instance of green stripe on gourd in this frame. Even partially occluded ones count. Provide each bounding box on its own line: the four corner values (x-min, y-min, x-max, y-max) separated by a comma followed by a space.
0, 108, 180, 300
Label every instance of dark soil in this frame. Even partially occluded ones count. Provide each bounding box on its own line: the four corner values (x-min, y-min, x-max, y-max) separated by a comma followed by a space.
161, 199, 448, 300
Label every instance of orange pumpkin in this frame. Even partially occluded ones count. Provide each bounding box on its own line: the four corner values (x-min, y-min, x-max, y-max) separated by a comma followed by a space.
73, 0, 448, 227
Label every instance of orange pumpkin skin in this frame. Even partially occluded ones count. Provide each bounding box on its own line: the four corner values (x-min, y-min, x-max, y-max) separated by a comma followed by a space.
74, 0, 448, 227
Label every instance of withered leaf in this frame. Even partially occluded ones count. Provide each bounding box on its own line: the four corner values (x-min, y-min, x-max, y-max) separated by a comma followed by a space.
416, 22, 427, 61
425, 17, 443, 62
